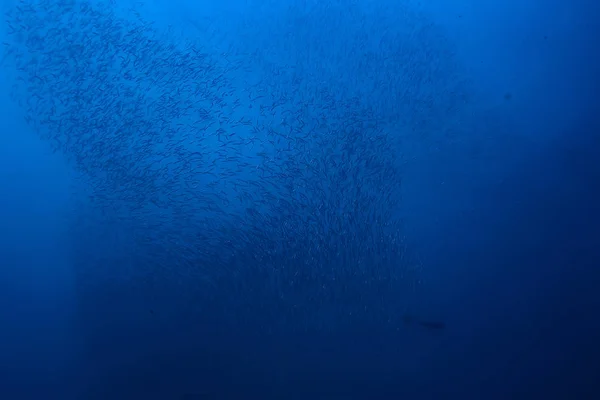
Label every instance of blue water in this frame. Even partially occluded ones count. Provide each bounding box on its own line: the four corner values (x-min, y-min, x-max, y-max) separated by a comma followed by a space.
1, 0, 598, 398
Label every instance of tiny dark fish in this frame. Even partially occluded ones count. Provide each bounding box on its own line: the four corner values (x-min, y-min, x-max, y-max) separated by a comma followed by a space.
403, 314, 446, 330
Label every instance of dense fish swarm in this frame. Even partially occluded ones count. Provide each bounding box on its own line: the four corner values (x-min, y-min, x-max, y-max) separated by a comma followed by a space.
2, 0, 458, 373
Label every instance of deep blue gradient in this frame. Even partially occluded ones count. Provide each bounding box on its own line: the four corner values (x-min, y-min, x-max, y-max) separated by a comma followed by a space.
1, 0, 599, 399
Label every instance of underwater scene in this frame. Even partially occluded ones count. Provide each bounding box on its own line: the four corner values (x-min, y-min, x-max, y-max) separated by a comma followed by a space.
1, 0, 598, 398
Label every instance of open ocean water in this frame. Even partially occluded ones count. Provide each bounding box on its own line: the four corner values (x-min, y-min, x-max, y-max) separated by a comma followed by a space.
1, 0, 599, 399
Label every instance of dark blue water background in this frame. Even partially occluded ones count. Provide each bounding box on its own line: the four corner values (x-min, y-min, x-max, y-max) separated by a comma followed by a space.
1, 0, 599, 398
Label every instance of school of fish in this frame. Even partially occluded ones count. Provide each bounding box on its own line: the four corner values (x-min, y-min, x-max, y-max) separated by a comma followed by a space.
2, 0, 464, 344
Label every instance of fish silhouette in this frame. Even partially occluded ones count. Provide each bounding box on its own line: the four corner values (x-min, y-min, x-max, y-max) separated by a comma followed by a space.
403, 314, 446, 330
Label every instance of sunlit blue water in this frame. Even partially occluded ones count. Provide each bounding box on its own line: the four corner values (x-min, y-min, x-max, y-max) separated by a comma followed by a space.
1, 0, 598, 398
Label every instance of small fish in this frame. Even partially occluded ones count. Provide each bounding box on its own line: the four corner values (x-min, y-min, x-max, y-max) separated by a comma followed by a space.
403, 314, 445, 330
